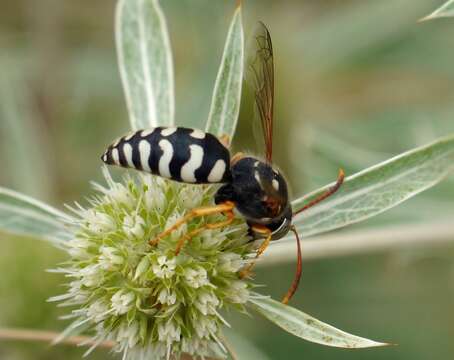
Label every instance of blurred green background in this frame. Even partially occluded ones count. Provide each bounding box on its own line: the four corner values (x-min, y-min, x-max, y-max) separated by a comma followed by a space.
1, 0, 454, 359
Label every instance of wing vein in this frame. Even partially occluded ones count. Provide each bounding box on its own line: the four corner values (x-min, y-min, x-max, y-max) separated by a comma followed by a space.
247, 22, 275, 162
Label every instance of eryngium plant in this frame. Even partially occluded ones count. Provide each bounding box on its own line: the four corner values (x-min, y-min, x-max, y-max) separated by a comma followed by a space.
2, 0, 454, 359
45, 2, 388, 357
51, 172, 251, 358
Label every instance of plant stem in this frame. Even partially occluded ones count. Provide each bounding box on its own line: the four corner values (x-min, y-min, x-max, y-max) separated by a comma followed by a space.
0, 327, 209, 360
261, 220, 454, 265
0, 327, 114, 348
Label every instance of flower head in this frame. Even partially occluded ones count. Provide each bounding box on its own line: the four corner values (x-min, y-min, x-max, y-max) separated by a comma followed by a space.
51, 170, 253, 359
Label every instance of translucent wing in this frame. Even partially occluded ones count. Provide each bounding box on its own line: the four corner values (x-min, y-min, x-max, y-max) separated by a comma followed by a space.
248, 21, 275, 163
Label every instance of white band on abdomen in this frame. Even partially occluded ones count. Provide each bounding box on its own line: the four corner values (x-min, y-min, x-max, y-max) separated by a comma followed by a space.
158, 139, 173, 178
180, 144, 204, 182
208, 159, 226, 183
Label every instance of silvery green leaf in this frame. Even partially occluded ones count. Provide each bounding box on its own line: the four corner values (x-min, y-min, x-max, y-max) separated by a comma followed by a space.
0, 187, 74, 245
205, 5, 244, 142
421, 0, 454, 21
248, 296, 388, 348
290, 135, 454, 239
116, 0, 174, 130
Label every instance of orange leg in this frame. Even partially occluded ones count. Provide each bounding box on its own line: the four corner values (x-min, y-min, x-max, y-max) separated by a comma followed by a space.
281, 226, 303, 304
239, 225, 272, 279
282, 169, 344, 303
149, 201, 235, 245
174, 210, 235, 255
293, 168, 345, 216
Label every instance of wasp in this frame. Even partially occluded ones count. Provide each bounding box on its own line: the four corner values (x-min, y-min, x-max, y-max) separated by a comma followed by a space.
101, 22, 344, 304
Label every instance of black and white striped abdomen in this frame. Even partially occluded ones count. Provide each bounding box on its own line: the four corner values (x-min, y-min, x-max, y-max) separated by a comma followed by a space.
101, 127, 231, 184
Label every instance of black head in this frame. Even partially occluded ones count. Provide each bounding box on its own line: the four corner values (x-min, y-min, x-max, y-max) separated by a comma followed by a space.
215, 156, 292, 240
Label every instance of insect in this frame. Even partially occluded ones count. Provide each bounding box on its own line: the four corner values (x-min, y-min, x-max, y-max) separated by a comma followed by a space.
101, 22, 344, 304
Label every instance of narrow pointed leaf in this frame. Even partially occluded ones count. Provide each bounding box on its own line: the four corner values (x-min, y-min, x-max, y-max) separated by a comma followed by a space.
0, 187, 74, 245
421, 0, 454, 21
116, 0, 175, 130
206, 5, 244, 142
248, 296, 388, 348
290, 135, 454, 239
